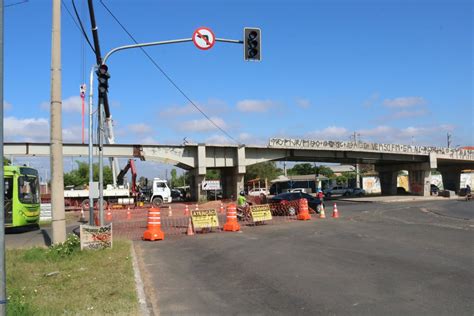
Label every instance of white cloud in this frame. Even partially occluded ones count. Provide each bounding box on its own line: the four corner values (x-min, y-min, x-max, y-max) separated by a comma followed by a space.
4, 101, 12, 110
180, 117, 227, 132
306, 126, 349, 140
141, 137, 158, 145
236, 99, 277, 112
296, 98, 311, 109
383, 96, 426, 108
40, 96, 84, 112
128, 123, 153, 134
159, 99, 229, 118
4, 117, 49, 142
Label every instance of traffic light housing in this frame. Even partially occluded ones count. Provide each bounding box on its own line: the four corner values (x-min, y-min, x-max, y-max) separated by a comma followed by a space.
96, 64, 110, 95
244, 27, 261, 61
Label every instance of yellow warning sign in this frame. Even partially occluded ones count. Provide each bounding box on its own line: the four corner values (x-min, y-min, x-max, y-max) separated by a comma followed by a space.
191, 209, 219, 229
250, 204, 273, 222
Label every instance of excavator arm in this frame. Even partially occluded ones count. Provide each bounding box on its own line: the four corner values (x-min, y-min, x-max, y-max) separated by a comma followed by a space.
116, 159, 138, 195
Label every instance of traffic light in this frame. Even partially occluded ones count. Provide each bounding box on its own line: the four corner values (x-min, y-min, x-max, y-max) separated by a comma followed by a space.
96, 64, 110, 95
244, 27, 261, 61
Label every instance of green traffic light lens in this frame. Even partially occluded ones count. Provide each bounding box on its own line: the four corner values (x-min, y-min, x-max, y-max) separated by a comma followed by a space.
248, 48, 258, 58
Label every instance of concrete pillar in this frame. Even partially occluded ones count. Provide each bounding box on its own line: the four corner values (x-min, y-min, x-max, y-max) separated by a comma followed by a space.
188, 143, 207, 201
439, 168, 462, 194
189, 170, 205, 202
378, 170, 398, 195
221, 167, 244, 200
408, 170, 431, 196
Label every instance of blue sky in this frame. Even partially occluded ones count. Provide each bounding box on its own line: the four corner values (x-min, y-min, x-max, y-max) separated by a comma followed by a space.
3, 0, 473, 178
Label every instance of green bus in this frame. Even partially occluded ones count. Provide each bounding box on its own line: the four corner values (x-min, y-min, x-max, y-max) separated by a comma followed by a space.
3, 165, 41, 228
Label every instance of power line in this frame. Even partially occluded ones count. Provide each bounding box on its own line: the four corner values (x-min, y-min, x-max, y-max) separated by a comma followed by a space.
98, 0, 241, 145
4, 0, 28, 8
61, 0, 96, 54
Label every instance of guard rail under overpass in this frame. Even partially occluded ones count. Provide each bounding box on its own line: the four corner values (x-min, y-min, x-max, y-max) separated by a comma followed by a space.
4, 138, 474, 199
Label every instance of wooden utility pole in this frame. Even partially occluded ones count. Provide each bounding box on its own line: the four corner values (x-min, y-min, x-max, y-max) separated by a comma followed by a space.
50, 0, 66, 243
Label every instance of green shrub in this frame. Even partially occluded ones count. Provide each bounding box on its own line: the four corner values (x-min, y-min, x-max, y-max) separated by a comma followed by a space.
48, 233, 80, 258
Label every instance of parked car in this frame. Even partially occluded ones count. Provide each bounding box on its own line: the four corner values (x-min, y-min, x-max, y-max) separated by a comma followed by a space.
269, 192, 322, 215
248, 188, 270, 197
323, 186, 352, 197
207, 190, 223, 200
351, 188, 366, 197
289, 188, 307, 193
171, 189, 183, 201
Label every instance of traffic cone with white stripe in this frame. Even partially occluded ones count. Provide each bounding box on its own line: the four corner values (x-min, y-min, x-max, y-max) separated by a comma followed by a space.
320, 204, 326, 219
126, 207, 131, 220
106, 207, 113, 221
223, 203, 240, 232
184, 204, 190, 216
168, 206, 173, 217
220, 202, 225, 214
79, 208, 86, 223
143, 207, 165, 241
186, 218, 194, 236
332, 203, 340, 218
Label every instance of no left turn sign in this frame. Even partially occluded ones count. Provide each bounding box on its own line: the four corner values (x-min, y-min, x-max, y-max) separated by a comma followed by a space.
193, 27, 215, 50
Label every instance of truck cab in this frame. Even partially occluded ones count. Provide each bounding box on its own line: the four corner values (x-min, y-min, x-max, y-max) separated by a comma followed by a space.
151, 178, 172, 207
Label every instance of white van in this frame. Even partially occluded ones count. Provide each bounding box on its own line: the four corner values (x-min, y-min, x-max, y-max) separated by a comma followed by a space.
248, 188, 270, 196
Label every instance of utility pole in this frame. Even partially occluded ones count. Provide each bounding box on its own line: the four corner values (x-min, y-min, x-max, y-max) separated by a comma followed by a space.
1, 1, 6, 313
447, 132, 452, 148
352, 132, 361, 189
50, 0, 66, 243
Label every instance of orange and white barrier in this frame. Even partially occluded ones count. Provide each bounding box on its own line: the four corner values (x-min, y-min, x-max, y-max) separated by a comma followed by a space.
143, 207, 165, 241
223, 203, 240, 232
297, 198, 311, 220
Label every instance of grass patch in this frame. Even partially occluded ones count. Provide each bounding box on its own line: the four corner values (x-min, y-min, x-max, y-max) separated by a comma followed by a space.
6, 237, 139, 315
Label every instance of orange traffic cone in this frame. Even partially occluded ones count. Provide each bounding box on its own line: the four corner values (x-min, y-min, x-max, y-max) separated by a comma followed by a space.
320, 204, 326, 219
79, 208, 86, 223
195, 204, 199, 211
297, 198, 311, 220
106, 208, 113, 221
126, 207, 132, 220
186, 218, 194, 236
332, 203, 340, 218
143, 207, 165, 241
223, 203, 240, 232
168, 207, 172, 217
220, 203, 225, 214
184, 204, 190, 216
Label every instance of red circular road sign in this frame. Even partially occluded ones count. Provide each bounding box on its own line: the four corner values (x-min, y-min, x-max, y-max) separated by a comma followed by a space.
192, 27, 216, 50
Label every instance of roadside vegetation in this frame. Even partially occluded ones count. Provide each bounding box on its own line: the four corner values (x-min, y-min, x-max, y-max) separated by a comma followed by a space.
6, 235, 138, 315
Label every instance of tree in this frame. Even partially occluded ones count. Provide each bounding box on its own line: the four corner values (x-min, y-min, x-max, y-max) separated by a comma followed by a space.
170, 169, 178, 187
3, 156, 11, 166
314, 165, 334, 178
287, 163, 314, 175
245, 162, 282, 184
206, 169, 220, 180
63, 161, 113, 187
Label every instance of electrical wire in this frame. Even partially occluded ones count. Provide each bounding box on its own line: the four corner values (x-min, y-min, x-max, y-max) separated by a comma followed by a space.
98, 0, 241, 145
64, 0, 96, 55
4, 0, 28, 8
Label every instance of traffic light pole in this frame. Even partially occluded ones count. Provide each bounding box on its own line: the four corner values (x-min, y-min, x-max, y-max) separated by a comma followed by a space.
92, 35, 245, 225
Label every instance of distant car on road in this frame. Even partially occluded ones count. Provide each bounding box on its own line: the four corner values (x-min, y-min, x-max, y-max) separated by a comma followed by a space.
351, 188, 366, 197
324, 186, 352, 197
289, 188, 308, 193
248, 188, 270, 197
269, 192, 322, 215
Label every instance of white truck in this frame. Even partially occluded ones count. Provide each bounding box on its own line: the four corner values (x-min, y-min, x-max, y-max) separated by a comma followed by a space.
64, 177, 172, 209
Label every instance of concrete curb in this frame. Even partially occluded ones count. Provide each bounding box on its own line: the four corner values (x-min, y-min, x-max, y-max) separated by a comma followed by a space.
131, 242, 150, 316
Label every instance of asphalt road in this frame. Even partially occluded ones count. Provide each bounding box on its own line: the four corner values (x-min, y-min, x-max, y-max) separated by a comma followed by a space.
137, 200, 474, 316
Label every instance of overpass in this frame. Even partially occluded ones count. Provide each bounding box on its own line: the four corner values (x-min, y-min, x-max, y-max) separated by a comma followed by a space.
5, 138, 474, 199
